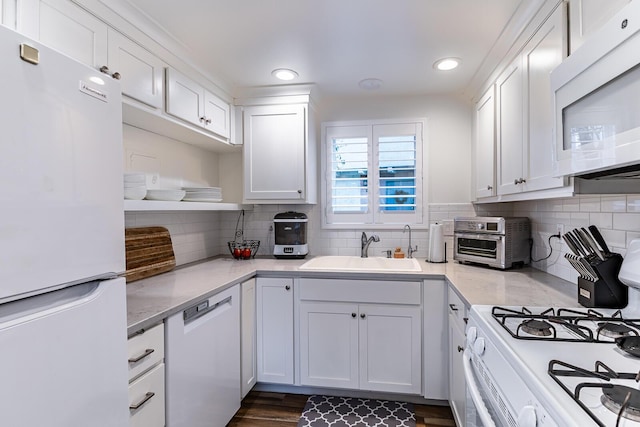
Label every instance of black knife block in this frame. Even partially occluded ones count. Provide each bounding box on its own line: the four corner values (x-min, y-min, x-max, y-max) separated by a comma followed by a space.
577, 253, 628, 309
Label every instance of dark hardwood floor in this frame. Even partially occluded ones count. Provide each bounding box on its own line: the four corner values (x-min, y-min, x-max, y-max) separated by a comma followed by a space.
228, 390, 456, 427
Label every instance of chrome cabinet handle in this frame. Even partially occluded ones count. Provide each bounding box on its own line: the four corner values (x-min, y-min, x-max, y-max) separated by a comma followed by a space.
487, 185, 492, 190
99, 65, 110, 74
464, 317, 469, 324
128, 348, 154, 363
457, 346, 464, 353
352, 313, 357, 318
111, 71, 121, 80
449, 303, 458, 312
285, 285, 291, 291
129, 392, 155, 410
514, 179, 519, 185
199, 116, 207, 123
205, 118, 212, 124
360, 313, 366, 319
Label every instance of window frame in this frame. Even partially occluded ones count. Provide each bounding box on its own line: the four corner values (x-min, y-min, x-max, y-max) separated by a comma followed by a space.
321, 118, 427, 229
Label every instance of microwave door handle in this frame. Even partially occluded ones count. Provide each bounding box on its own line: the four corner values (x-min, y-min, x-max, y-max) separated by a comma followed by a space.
463, 349, 497, 427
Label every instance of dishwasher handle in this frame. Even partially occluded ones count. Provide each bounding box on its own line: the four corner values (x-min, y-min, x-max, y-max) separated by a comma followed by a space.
183, 296, 232, 325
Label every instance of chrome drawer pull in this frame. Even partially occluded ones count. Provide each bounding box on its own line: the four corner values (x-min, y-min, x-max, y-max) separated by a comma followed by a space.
129, 392, 155, 410
449, 303, 458, 311
128, 348, 154, 363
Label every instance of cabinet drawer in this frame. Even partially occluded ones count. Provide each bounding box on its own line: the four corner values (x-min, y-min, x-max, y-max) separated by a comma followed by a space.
127, 323, 164, 381
447, 286, 467, 331
299, 278, 421, 305
128, 362, 165, 427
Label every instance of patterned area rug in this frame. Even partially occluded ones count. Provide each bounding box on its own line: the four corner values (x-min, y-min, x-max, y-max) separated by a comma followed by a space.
297, 395, 416, 427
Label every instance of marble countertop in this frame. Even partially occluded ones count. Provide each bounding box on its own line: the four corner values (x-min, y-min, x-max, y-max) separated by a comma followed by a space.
126, 256, 579, 335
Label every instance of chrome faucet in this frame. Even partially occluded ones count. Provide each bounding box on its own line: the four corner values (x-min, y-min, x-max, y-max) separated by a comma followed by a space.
361, 232, 380, 258
403, 224, 418, 258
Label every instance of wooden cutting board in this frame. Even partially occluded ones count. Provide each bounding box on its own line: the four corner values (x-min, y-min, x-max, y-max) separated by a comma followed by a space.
125, 226, 176, 283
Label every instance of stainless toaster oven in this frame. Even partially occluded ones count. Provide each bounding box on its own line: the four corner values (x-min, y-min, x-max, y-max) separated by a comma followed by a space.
453, 217, 530, 269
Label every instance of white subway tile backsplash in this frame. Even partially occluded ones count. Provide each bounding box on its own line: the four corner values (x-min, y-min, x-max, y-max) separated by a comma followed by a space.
588, 212, 613, 229
563, 198, 580, 212
627, 195, 640, 212
579, 196, 601, 212
613, 213, 640, 231
601, 195, 628, 212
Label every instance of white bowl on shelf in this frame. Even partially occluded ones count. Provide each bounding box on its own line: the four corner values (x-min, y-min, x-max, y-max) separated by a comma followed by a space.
145, 189, 186, 201
124, 187, 147, 200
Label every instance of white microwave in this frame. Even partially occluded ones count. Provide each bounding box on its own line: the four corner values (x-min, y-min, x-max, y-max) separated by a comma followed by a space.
551, 1, 640, 177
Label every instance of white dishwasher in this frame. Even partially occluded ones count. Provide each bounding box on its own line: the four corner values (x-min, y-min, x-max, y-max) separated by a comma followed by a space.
166, 285, 241, 427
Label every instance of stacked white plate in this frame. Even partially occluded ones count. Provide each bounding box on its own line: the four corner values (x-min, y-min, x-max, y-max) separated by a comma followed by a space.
124, 172, 147, 200
182, 187, 222, 202
145, 189, 186, 201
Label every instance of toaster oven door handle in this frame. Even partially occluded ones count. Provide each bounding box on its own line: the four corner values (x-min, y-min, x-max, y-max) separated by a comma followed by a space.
463, 348, 497, 427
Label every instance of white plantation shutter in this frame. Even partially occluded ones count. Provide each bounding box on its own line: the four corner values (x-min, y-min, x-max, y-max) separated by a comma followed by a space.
323, 121, 424, 227
325, 125, 374, 224
374, 123, 422, 224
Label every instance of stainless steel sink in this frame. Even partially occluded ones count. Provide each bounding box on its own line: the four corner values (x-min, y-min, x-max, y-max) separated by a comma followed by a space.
298, 256, 422, 272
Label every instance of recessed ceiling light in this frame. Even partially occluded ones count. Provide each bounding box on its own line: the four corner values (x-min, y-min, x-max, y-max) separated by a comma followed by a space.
272, 68, 299, 81
433, 58, 461, 71
358, 78, 383, 90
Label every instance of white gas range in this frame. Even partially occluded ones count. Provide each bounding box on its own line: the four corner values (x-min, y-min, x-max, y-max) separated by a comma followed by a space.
464, 241, 640, 427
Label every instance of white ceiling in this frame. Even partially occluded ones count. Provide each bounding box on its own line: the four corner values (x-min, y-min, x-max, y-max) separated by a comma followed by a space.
125, 0, 540, 98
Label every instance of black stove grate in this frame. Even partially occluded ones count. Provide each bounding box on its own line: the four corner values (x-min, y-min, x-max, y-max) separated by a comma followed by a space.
491, 306, 640, 343
548, 360, 640, 427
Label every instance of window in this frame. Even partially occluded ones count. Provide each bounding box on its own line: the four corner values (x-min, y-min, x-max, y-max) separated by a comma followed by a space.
322, 120, 425, 228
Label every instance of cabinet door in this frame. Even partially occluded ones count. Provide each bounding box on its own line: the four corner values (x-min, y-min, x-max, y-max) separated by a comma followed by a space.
569, 0, 631, 53
299, 302, 359, 389
204, 90, 231, 138
166, 68, 205, 128
496, 57, 525, 195
256, 277, 294, 384
241, 279, 257, 397
448, 314, 466, 427
18, 0, 107, 68
129, 363, 165, 427
523, 3, 566, 193
359, 304, 422, 394
243, 104, 306, 200
108, 29, 163, 109
475, 86, 496, 199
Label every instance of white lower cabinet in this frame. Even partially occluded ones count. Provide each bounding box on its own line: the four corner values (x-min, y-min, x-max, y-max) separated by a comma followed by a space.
127, 323, 165, 427
256, 277, 294, 384
128, 363, 165, 427
241, 278, 257, 397
298, 278, 422, 395
448, 286, 468, 427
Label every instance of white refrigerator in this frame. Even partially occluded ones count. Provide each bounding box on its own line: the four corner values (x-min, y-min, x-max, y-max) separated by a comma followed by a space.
0, 26, 129, 426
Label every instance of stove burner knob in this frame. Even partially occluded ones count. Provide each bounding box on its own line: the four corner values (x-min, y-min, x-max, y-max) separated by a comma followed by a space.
466, 326, 477, 347
517, 406, 537, 427
473, 337, 485, 356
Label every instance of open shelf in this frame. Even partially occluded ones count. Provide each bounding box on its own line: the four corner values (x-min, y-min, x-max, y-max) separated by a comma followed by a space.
124, 200, 252, 212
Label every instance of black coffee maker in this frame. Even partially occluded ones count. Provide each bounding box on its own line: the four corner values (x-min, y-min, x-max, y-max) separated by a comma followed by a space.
273, 212, 308, 259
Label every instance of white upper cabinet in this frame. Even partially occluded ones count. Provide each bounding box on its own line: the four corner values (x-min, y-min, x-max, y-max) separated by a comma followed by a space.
166, 68, 231, 139
242, 102, 317, 203
568, 0, 631, 53
523, 3, 566, 192
107, 29, 163, 110
18, 0, 107, 67
496, 57, 525, 196
495, 2, 567, 197
475, 86, 496, 199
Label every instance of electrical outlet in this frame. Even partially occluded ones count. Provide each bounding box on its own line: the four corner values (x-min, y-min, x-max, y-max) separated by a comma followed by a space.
556, 224, 564, 237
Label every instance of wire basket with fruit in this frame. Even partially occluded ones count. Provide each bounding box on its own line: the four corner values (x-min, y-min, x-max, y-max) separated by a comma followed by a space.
228, 240, 260, 259
228, 209, 260, 259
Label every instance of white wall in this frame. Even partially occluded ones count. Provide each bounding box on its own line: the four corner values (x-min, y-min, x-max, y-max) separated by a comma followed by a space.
123, 124, 221, 190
